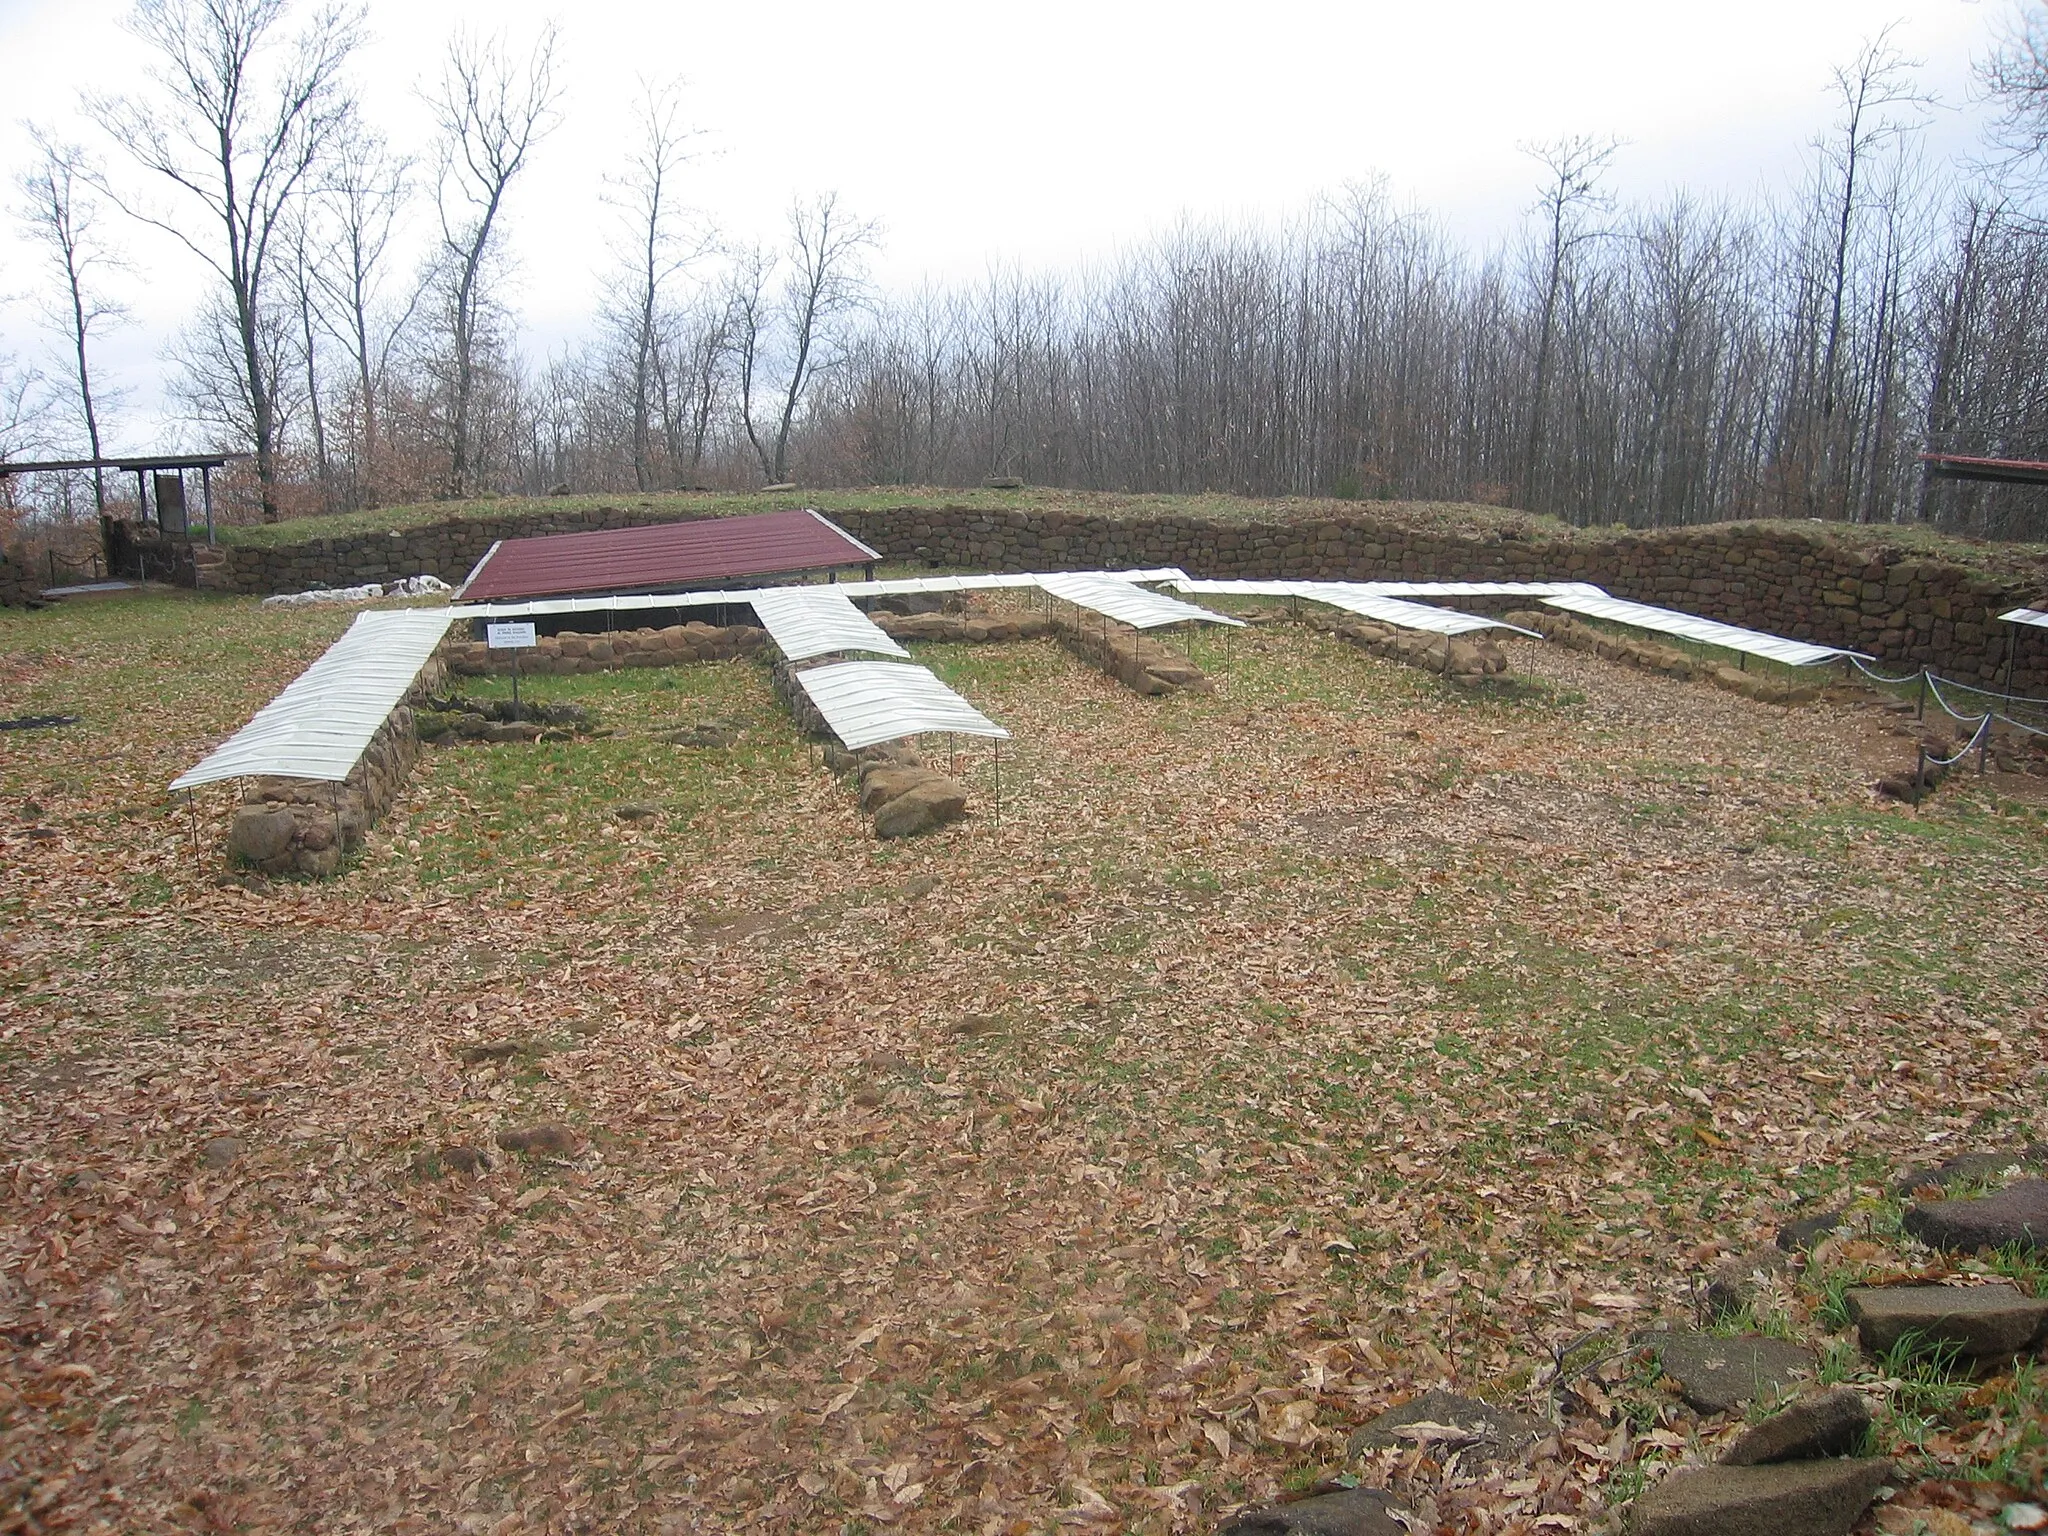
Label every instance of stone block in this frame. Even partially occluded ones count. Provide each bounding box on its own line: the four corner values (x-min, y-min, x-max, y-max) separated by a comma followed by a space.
1626, 1458, 1889, 1536
1846, 1283, 2048, 1359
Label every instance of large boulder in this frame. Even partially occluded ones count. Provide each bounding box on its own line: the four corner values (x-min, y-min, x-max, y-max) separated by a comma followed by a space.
858, 766, 933, 813
873, 777, 969, 839
228, 805, 297, 866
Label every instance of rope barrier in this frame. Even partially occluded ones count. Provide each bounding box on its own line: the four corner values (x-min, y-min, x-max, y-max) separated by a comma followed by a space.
1922, 713, 1995, 770
1924, 675, 1990, 725
1847, 656, 1924, 688
1846, 655, 2048, 738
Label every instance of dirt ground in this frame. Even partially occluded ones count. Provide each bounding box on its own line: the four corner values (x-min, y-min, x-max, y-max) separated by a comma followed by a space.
2, 593, 2044, 1535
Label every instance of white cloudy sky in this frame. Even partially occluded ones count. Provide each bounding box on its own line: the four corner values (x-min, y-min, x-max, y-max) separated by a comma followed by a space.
0, 0, 2011, 451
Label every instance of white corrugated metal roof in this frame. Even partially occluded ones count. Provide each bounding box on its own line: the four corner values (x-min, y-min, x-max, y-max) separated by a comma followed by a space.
1312, 587, 1544, 638
1540, 592, 1859, 667
170, 608, 456, 789
1360, 580, 1607, 598
1037, 572, 1244, 629
1999, 607, 2048, 631
1169, 577, 1603, 600
748, 587, 909, 662
793, 661, 1009, 750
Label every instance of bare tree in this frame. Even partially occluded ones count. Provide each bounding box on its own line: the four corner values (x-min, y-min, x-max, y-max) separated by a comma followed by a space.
1818, 33, 1930, 447
602, 79, 707, 491
1519, 135, 1621, 512
309, 114, 416, 507
86, 0, 362, 520
1979, 0, 2048, 189
286, 214, 331, 505
16, 131, 126, 513
0, 355, 53, 524
427, 25, 560, 496
735, 193, 877, 483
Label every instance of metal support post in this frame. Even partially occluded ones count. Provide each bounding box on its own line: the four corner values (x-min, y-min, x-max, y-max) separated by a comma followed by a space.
1916, 670, 1928, 721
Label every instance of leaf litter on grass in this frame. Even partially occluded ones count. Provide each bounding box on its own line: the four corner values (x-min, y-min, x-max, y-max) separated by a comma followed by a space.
1, 592, 2044, 1533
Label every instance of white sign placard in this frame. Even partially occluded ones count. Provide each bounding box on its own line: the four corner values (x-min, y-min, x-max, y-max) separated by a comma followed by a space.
486, 622, 537, 650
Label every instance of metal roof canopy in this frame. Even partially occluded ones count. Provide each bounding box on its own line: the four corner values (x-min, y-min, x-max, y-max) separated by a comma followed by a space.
1170, 577, 1603, 600
1036, 572, 1244, 629
2000, 608, 2048, 631
455, 509, 880, 602
170, 608, 456, 789
1311, 586, 1544, 638
748, 586, 909, 662
831, 567, 1192, 599
793, 660, 1009, 751
0, 451, 244, 476
1540, 591, 1860, 667
1920, 452, 2048, 487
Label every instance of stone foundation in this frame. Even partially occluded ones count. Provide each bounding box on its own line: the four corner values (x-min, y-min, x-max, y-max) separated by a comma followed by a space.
822, 742, 972, 838
1051, 612, 1211, 696
871, 610, 1053, 643
188, 503, 2048, 695
443, 622, 768, 676
1308, 613, 1508, 686
226, 688, 436, 879
1504, 609, 1825, 705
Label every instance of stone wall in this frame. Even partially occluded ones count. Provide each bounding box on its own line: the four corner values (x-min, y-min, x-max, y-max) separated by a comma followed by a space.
0, 544, 46, 608
225, 658, 443, 878
1504, 609, 1824, 705
186, 502, 2048, 692
871, 610, 1052, 643
443, 622, 767, 676
1051, 612, 1212, 696
1311, 614, 1508, 687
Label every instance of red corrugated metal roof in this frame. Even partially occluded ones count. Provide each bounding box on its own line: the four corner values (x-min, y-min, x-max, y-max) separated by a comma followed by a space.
1920, 452, 2048, 485
455, 509, 879, 602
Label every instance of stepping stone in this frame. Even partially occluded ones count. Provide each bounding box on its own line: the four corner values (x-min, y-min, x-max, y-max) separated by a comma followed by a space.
1648, 1332, 1816, 1415
1776, 1208, 1849, 1252
1845, 1283, 2048, 1360
1720, 1387, 1870, 1465
1625, 1458, 1890, 1536
1893, 1147, 2046, 1198
1902, 1178, 2048, 1254
1346, 1389, 1550, 1467
1704, 1247, 1789, 1320
1218, 1486, 1410, 1535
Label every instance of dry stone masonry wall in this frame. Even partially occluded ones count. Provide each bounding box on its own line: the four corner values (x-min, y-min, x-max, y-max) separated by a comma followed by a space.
1504, 608, 1826, 705
443, 622, 767, 676
191, 504, 2048, 694
1308, 613, 1509, 686
869, 610, 1052, 644
1050, 611, 1211, 696
225, 658, 445, 878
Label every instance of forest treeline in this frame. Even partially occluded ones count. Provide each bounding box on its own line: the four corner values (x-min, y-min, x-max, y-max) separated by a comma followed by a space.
10, 2, 2048, 539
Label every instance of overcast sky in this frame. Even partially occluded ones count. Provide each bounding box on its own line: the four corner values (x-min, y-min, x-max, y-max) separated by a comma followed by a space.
0, 0, 2011, 451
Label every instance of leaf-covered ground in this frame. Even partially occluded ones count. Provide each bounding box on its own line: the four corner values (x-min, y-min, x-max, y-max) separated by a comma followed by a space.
2, 592, 2044, 1535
